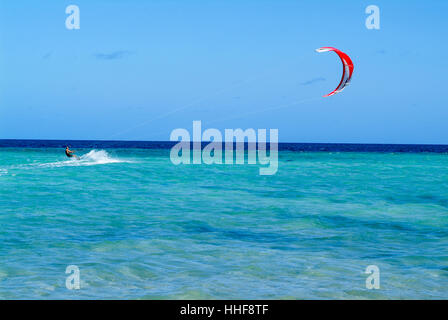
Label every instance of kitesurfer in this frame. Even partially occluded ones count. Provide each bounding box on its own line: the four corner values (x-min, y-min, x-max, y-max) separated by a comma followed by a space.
65, 146, 77, 158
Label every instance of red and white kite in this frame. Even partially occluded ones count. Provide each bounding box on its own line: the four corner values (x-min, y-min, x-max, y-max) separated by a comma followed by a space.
315, 47, 354, 97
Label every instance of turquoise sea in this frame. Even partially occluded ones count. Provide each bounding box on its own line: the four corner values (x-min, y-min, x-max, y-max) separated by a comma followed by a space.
0, 142, 447, 299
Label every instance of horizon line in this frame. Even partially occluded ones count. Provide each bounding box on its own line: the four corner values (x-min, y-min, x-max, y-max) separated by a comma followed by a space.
1, 138, 448, 147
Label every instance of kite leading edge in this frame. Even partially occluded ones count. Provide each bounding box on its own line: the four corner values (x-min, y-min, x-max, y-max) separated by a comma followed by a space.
316, 47, 354, 97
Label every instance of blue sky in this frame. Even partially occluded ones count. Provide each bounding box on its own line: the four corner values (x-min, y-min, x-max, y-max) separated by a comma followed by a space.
0, 0, 447, 143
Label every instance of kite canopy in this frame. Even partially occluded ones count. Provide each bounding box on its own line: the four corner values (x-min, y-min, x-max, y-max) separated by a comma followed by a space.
316, 47, 354, 97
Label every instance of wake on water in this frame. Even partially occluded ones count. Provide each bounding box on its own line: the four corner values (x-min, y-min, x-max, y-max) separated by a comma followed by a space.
0, 150, 127, 176
36, 150, 126, 168
78, 150, 122, 165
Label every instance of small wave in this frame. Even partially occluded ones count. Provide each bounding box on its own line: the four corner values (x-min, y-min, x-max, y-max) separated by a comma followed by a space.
0, 169, 8, 176
36, 150, 127, 168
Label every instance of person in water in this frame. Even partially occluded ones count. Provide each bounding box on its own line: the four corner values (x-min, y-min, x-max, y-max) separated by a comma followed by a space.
65, 146, 77, 158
